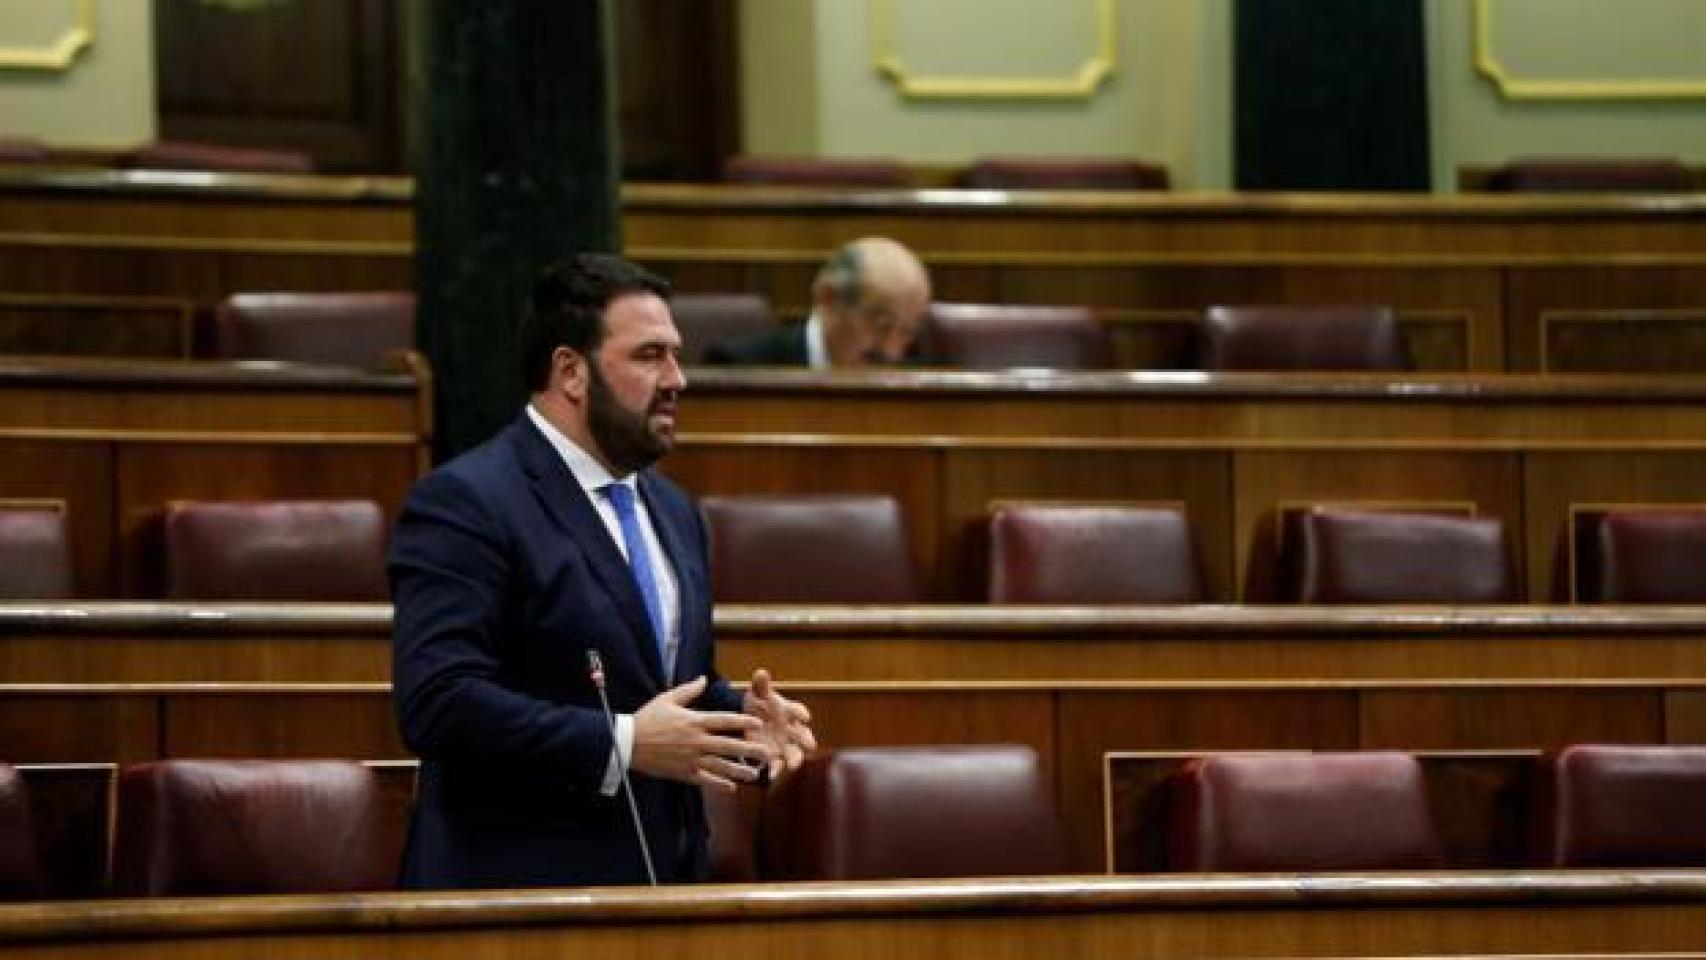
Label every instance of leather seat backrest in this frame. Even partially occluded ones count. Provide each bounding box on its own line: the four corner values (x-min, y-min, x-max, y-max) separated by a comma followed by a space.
700, 494, 921, 602
988, 502, 1203, 603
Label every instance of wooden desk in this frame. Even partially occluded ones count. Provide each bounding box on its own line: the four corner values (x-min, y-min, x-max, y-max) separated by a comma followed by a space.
4, 170, 1706, 371
673, 369, 1706, 600
4, 602, 1702, 870
0, 355, 431, 596
0, 872, 1701, 960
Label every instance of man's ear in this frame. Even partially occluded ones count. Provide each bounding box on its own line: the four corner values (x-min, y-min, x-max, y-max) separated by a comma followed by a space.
553, 346, 590, 402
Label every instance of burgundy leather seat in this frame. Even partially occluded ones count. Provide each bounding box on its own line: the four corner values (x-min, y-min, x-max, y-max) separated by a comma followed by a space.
1288, 507, 1517, 603
671, 293, 775, 364
925, 302, 1113, 370
1201, 305, 1409, 371
112, 760, 391, 895
0, 502, 73, 600
723, 155, 909, 188
988, 503, 1203, 603
700, 494, 921, 602
0, 765, 44, 900
959, 157, 1169, 190
1484, 159, 1693, 193
762, 745, 1068, 880
120, 140, 315, 174
1571, 507, 1706, 602
1167, 751, 1445, 872
0, 138, 50, 164
164, 500, 388, 601
215, 292, 415, 368
1533, 744, 1706, 867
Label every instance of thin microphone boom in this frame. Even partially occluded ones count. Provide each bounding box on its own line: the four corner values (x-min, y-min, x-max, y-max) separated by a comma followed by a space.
586, 649, 659, 886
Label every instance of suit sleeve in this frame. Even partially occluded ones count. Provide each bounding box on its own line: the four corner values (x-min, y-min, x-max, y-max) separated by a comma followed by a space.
390, 469, 612, 793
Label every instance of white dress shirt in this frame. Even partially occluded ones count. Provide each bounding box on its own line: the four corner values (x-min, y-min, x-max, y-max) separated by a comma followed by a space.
526, 404, 682, 793
803, 310, 830, 370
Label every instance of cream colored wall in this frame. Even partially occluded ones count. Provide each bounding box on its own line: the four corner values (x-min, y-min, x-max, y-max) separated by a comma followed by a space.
0, 0, 155, 148
739, 0, 1232, 189
1428, 0, 1706, 191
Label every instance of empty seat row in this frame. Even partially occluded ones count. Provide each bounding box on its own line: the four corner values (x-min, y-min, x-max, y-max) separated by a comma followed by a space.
702, 496, 1706, 605
1168, 745, 1706, 872
0, 499, 386, 601
767, 743, 1706, 881
679, 298, 1411, 371
8, 498, 1705, 604
196, 293, 1413, 373
3, 744, 1702, 897
0, 759, 396, 899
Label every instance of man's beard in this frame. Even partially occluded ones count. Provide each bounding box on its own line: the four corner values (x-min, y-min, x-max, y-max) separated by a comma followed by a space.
587, 361, 673, 475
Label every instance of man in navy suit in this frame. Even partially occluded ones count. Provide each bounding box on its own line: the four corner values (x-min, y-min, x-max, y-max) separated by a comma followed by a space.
391, 254, 815, 888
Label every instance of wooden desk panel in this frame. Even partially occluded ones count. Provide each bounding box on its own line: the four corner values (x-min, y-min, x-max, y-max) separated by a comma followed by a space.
5, 604, 1705, 870
0, 874, 1701, 960
673, 372, 1706, 600
0, 357, 431, 598
6, 171, 1706, 372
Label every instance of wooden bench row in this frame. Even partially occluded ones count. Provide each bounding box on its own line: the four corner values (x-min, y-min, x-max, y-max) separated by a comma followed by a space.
3, 171, 1706, 371
5, 602, 1703, 871
13, 360, 1706, 600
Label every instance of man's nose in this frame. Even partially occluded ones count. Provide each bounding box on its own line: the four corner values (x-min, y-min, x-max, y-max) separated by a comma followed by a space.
662, 352, 687, 390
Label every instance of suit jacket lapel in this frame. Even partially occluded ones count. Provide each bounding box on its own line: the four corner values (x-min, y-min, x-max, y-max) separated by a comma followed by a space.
510, 417, 666, 688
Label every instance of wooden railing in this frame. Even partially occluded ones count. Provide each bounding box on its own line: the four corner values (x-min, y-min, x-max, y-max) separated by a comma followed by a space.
0, 872, 1701, 959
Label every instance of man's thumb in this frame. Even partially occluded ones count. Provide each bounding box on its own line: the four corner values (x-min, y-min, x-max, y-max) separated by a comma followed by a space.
665, 675, 708, 704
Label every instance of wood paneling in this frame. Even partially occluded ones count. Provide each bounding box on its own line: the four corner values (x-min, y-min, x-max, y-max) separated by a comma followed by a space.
0, 695, 157, 764
1359, 689, 1666, 749
161, 690, 403, 760
5, 175, 1706, 370
0, 442, 113, 596
1521, 452, 1706, 601
154, 0, 404, 172
1509, 267, 1706, 372
0, 357, 429, 599
0, 874, 1703, 960
0, 295, 194, 360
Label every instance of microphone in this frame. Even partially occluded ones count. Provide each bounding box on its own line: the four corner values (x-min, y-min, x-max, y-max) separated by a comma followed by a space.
586, 649, 659, 886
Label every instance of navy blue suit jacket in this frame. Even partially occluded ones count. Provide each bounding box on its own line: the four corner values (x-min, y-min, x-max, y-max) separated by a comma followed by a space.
390, 414, 743, 889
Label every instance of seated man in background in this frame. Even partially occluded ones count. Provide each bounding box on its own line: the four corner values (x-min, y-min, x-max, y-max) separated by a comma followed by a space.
704, 236, 931, 368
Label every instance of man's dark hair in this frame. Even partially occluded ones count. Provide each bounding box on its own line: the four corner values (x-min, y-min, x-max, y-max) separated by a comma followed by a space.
520, 253, 672, 391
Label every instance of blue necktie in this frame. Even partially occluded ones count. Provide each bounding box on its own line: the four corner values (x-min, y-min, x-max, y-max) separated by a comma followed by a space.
604, 483, 668, 666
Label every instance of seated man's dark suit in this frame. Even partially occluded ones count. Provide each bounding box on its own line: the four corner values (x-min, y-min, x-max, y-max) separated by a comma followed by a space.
702, 325, 808, 365
390, 414, 743, 888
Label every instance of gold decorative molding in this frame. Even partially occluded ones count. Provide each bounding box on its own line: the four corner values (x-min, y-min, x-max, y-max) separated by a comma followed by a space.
1473, 0, 1706, 100
0, 0, 95, 72
871, 0, 1115, 100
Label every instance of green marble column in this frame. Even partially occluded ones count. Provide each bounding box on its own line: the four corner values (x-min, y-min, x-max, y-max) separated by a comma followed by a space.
414, 0, 621, 460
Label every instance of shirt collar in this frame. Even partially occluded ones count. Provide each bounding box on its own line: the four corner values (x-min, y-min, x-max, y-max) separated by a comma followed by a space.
525, 403, 636, 496
804, 310, 830, 370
